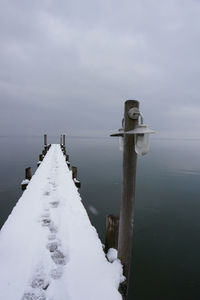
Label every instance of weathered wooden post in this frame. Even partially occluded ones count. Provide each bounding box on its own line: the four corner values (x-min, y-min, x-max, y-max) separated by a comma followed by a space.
105, 215, 119, 253
72, 166, 81, 188
44, 134, 48, 153
63, 134, 65, 146
112, 100, 155, 299
44, 134, 47, 146
25, 167, 32, 180
72, 166, 77, 179
66, 155, 70, 167
37, 154, 43, 167
111, 100, 155, 297
21, 167, 32, 190
117, 100, 139, 297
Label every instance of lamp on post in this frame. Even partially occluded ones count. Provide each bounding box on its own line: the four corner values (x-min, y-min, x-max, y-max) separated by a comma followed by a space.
111, 100, 155, 299
111, 107, 155, 155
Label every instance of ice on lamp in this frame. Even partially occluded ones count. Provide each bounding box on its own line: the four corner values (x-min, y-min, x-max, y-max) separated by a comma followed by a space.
135, 133, 150, 156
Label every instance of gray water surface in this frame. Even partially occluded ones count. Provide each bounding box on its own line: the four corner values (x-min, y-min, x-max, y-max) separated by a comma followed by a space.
0, 136, 200, 299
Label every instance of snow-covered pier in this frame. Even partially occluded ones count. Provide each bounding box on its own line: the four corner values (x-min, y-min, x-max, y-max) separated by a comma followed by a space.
0, 144, 123, 300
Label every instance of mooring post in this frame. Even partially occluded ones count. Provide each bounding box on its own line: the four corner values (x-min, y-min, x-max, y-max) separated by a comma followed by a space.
44, 134, 47, 146
21, 167, 32, 190
25, 167, 32, 180
118, 100, 139, 298
66, 155, 70, 167
72, 166, 81, 188
72, 166, 77, 179
105, 215, 119, 253
63, 134, 65, 146
44, 134, 48, 153
37, 154, 43, 167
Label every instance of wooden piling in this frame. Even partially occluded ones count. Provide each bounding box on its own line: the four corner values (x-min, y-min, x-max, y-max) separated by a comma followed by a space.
72, 166, 81, 188
72, 166, 77, 179
44, 134, 47, 146
66, 155, 70, 167
118, 100, 139, 298
105, 215, 119, 253
25, 167, 32, 180
21, 167, 32, 190
63, 134, 65, 146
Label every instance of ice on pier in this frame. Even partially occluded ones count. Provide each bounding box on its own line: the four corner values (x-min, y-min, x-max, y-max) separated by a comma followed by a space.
0, 144, 123, 300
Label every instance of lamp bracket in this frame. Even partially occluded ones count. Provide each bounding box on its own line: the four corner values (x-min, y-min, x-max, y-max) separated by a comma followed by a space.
128, 107, 140, 120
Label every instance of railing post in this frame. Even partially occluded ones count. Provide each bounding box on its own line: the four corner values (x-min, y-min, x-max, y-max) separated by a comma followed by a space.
118, 100, 139, 298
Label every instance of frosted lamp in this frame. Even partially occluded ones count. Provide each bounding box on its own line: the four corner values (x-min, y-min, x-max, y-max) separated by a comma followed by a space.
134, 133, 150, 156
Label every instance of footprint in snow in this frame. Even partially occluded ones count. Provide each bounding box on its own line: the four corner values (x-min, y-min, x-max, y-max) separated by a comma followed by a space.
50, 267, 63, 280
50, 201, 59, 208
41, 217, 51, 227
51, 249, 67, 265
31, 277, 49, 290
22, 291, 46, 300
46, 241, 59, 252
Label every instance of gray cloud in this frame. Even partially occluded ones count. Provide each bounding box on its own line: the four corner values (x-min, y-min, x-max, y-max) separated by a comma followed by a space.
0, 0, 200, 137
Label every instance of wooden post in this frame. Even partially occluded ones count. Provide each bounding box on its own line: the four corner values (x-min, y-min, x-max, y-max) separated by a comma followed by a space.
66, 155, 70, 168
72, 166, 77, 179
118, 100, 139, 298
72, 166, 81, 188
21, 167, 32, 190
63, 134, 65, 146
60, 134, 62, 145
25, 167, 32, 180
62, 147, 66, 155
44, 134, 47, 146
105, 215, 119, 253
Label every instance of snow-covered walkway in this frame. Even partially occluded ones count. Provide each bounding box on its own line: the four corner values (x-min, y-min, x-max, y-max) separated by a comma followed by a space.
0, 144, 123, 300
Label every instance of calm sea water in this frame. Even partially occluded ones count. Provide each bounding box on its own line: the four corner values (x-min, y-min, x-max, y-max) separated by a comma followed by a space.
0, 136, 200, 299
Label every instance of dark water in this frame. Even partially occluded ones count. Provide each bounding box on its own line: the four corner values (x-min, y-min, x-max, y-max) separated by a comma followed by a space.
0, 136, 200, 299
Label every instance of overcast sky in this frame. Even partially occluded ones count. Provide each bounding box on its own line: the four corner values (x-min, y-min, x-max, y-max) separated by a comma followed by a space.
0, 0, 200, 137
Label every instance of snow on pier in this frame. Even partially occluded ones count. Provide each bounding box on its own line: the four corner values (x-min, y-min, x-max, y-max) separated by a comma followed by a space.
0, 144, 123, 300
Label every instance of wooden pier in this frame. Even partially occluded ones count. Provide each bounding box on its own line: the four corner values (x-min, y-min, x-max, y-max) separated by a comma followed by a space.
0, 137, 124, 300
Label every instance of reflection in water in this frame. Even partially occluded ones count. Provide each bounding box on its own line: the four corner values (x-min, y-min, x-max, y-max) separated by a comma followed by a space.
88, 205, 99, 215
0, 136, 200, 299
